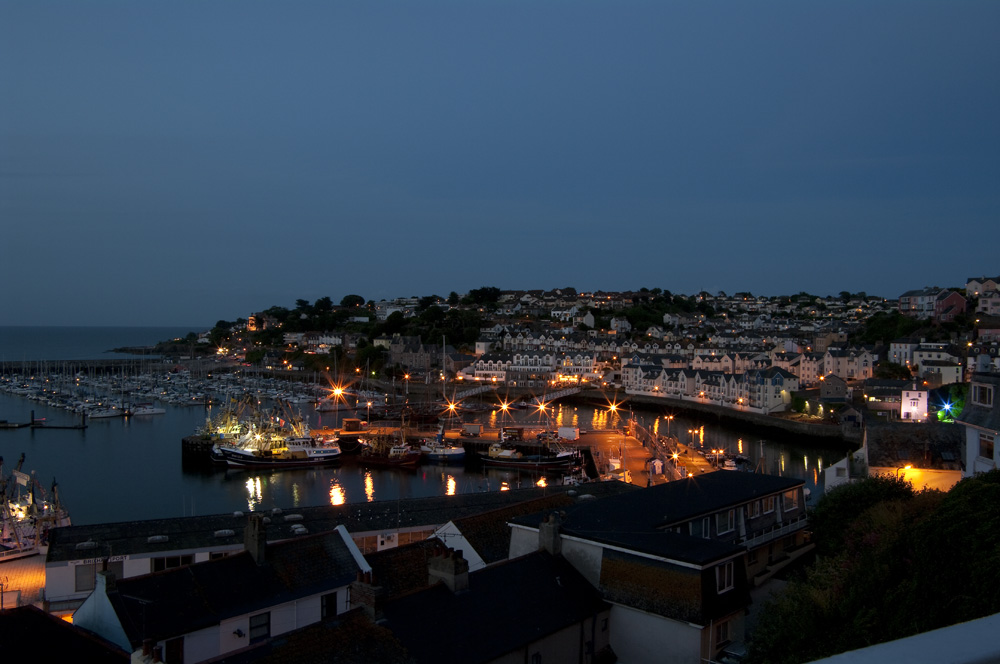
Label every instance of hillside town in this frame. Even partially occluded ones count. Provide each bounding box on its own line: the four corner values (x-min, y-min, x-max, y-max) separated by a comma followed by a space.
186, 278, 998, 427
3, 277, 1000, 664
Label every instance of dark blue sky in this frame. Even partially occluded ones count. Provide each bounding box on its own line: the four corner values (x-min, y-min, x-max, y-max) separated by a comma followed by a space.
3, 1, 998, 326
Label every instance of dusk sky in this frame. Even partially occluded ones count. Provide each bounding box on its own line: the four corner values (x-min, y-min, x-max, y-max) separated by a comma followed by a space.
3, 1, 998, 327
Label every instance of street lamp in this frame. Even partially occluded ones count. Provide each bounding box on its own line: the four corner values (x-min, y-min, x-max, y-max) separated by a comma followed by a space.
332, 387, 344, 428
895, 464, 912, 478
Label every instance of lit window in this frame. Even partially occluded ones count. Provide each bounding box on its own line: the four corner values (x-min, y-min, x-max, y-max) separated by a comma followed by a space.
762, 496, 775, 514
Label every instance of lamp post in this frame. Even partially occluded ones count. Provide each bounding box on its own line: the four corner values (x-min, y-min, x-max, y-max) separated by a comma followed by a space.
896, 464, 912, 478
332, 387, 344, 428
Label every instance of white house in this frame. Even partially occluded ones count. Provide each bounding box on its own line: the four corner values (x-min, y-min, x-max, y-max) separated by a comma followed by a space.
900, 383, 929, 422
72, 521, 368, 664
957, 373, 1000, 477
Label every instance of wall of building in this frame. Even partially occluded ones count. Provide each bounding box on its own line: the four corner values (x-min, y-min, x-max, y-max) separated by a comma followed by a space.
608, 603, 701, 664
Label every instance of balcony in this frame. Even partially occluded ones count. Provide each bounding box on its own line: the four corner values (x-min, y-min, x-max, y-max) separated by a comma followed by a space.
740, 514, 808, 549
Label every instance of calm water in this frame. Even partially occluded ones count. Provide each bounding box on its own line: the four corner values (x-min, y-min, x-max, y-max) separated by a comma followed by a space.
0, 328, 849, 525
0, 326, 205, 362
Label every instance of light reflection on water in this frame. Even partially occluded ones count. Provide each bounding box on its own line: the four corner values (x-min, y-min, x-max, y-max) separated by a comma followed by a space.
0, 391, 847, 524
329, 481, 345, 506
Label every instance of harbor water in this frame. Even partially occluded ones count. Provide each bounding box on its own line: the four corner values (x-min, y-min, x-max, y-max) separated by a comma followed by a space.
0, 327, 850, 526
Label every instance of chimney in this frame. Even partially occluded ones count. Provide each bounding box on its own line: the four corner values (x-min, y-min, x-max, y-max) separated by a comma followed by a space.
539, 512, 562, 556
96, 569, 117, 594
427, 547, 470, 593
245, 513, 266, 565
349, 570, 387, 621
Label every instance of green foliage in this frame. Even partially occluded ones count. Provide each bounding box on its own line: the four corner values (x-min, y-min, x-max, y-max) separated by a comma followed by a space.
856, 311, 924, 344
874, 361, 913, 380
245, 348, 267, 365
750, 473, 1000, 663
340, 294, 365, 308
463, 286, 501, 306
808, 474, 915, 557
937, 384, 967, 422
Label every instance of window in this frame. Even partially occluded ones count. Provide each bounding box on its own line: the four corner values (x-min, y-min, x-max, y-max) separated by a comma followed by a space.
531, 653, 542, 664
165, 637, 184, 664
980, 433, 995, 460
972, 384, 994, 407
151, 555, 194, 573
321, 591, 337, 619
750, 501, 760, 518
783, 490, 799, 512
249, 612, 271, 644
702, 516, 711, 539
716, 561, 734, 593
74, 560, 124, 593
717, 509, 735, 534
748, 548, 758, 565
715, 619, 730, 646
762, 496, 775, 514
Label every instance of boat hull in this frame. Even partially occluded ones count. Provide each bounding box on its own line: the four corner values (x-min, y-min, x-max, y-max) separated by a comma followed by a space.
479, 455, 578, 471
213, 445, 342, 469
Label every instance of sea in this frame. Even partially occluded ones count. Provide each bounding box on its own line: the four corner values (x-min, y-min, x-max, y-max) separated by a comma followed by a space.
0, 327, 849, 526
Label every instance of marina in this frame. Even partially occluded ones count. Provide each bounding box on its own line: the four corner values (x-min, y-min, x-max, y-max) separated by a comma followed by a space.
0, 368, 847, 529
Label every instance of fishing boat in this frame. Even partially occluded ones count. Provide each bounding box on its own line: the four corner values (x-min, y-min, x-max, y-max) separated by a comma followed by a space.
478, 443, 580, 471
358, 424, 421, 469
1, 455, 72, 562
211, 423, 342, 469
419, 424, 466, 463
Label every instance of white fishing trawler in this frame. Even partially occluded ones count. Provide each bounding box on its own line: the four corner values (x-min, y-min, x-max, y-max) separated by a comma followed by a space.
1, 454, 72, 562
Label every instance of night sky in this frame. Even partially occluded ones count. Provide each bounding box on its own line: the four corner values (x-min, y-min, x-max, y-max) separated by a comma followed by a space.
3, 1, 998, 326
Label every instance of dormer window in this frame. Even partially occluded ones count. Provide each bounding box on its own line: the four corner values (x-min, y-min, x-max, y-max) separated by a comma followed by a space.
972, 384, 994, 407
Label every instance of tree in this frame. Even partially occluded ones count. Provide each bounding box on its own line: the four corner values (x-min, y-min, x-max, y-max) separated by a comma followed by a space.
314, 296, 333, 313
447, 291, 460, 306
340, 294, 365, 308
874, 361, 913, 380
465, 286, 501, 306
808, 473, 915, 557
418, 295, 440, 311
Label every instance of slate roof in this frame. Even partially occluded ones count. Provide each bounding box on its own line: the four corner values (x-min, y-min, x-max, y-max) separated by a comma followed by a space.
107, 528, 362, 647
48, 484, 630, 564
864, 422, 964, 470
447, 491, 614, 565
0, 605, 128, 661
511, 472, 801, 565
380, 551, 609, 664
